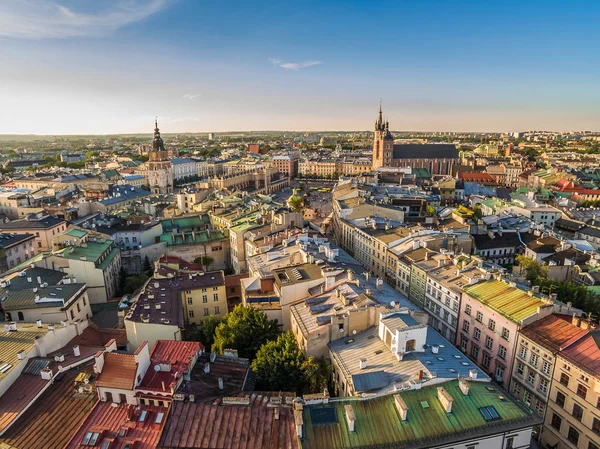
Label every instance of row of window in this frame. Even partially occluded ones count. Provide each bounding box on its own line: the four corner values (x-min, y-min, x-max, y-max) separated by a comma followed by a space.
188, 307, 220, 317
187, 293, 220, 304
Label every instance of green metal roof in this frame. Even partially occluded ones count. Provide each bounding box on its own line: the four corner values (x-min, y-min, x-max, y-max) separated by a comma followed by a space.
65, 228, 87, 238
463, 280, 549, 323
301, 380, 537, 449
159, 229, 226, 246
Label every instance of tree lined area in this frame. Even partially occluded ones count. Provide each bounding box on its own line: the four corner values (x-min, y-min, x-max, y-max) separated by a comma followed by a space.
516, 255, 600, 318
186, 304, 331, 394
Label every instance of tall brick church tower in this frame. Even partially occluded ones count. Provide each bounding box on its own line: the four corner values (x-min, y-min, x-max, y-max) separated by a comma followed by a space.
372, 104, 394, 169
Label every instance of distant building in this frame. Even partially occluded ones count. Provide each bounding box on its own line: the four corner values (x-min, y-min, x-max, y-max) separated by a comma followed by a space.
147, 119, 174, 194
372, 105, 459, 175
0, 233, 37, 272
248, 143, 267, 155
0, 214, 66, 250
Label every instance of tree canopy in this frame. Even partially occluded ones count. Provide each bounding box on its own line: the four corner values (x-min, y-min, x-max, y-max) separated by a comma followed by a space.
251, 331, 331, 394
212, 304, 280, 359
516, 255, 548, 283
186, 315, 222, 350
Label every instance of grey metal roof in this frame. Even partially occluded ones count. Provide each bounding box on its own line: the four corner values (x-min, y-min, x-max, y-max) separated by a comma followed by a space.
22, 358, 50, 375
352, 370, 388, 392
392, 144, 458, 160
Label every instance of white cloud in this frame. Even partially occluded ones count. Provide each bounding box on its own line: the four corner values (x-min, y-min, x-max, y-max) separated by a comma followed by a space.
0, 0, 170, 39
182, 93, 201, 100
268, 58, 322, 70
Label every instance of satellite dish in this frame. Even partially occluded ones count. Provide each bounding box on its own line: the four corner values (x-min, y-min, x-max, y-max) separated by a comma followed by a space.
256, 214, 262, 220
154, 364, 161, 372
353, 330, 357, 335
390, 301, 396, 307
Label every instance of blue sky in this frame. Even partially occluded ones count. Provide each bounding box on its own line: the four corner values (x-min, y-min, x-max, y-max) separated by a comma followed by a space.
0, 0, 599, 134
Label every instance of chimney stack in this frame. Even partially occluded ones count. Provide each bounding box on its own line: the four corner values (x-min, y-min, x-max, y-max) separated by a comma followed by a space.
359, 358, 367, 370
394, 394, 408, 421
73, 345, 80, 357
469, 369, 478, 379
437, 387, 453, 413
344, 405, 356, 432
218, 377, 224, 390
459, 378, 470, 396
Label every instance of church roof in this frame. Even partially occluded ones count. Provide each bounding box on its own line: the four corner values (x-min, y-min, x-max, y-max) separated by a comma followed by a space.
392, 143, 459, 159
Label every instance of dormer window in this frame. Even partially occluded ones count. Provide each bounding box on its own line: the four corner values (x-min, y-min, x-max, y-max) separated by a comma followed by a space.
82, 431, 100, 445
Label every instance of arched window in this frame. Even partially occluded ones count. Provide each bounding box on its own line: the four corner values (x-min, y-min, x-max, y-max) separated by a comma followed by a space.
6, 312, 12, 321
18, 312, 24, 321
406, 339, 416, 352
105, 392, 113, 403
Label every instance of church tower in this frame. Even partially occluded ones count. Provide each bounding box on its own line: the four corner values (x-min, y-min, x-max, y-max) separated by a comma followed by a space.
372, 104, 394, 169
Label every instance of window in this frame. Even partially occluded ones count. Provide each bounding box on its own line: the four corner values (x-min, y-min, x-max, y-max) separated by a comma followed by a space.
567, 426, 579, 445
576, 384, 587, 399
474, 328, 481, 341
542, 360, 551, 375
482, 352, 491, 369
593, 417, 600, 435
513, 383, 521, 395
100, 441, 112, 449
523, 390, 531, 406
82, 431, 100, 446
463, 320, 469, 332
155, 411, 165, 424
215, 306, 220, 314
535, 400, 544, 415
530, 354, 539, 367
527, 370, 536, 385
139, 410, 148, 422
501, 327, 510, 340
465, 304, 471, 315
204, 308, 209, 316
517, 362, 524, 376
539, 378, 548, 394
589, 443, 600, 449
202, 295, 208, 303
479, 406, 501, 421
498, 345, 507, 360
505, 436, 514, 449
555, 391, 566, 408
572, 403, 584, 421
488, 319, 496, 331
560, 373, 569, 387
188, 310, 194, 318
485, 336, 493, 349
213, 293, 218, 301
471, 346, 479, 359
476, 311, 483, 322
17, 311, 24, 321
550, 413, 562, 431
187, 297, 193, 305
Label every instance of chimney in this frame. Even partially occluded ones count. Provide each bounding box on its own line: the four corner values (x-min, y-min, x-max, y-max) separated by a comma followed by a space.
431, 345, 439, 354
359, 358, 367, 370
469, 369, 478, 379
204, 362, 210, 374
73, 345, 80, 357
294, 410, 303, 437
531, 285, 540, 294
394, 394, 408, 421
218, 377, 224, 390
347, 269, 354, 281
8, 322, 17, 331
274, 407, 280, 420
550, 293, 558, 302
54, 354, 65, 363
37, 276, 42, 284
40, 368, 53, 380
437, 387, 453, 413
17, 350, 26, 360
210, 351, 217, 362
27, 277, 32, 283
344, 405, 356, 432
459, 378, 470, 396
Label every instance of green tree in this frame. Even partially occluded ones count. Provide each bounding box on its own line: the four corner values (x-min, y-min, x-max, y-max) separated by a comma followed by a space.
301, 356, 331, 394
142, 255, 153, 275
85, 150, 99, 160
122, 274, 149, 294
186, 316, 222, 349
516, 255, 548, 283
288, 195, 304, 213
212, 304, 280, 359
193, 255, 215, 271
472, 204, 483, 221
251, 331, 305, 392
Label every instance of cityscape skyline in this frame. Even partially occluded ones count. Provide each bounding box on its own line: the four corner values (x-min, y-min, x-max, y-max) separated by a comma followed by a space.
1, 0, 600, 135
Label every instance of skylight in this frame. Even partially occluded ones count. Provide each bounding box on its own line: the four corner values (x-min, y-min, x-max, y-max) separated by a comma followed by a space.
139, 410, 148, 422
155, 411, 165, 424
479, 406, 501, 421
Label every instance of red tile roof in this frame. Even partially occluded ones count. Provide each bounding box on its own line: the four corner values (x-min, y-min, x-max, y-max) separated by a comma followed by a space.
0, 374, 49, 435
457, 172, 499, 185
560, 330, 600, 376
0, 367, 97, 449
139, 340, 201, 393
96, 353, 138, 390
158, 392, 299, 449
520, 314, 588, 353
65, 401, 169, 449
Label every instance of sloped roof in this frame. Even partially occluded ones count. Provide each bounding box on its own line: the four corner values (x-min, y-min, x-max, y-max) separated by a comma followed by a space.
95, 352, 137, 390
392, 144, 458, 160
520, 314, 588, 353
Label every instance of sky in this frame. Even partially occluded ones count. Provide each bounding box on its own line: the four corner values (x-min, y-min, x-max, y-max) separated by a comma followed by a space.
0, 0, 599, 135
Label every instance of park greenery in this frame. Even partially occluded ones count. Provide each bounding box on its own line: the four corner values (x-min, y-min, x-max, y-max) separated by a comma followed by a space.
516, 255, 600, 318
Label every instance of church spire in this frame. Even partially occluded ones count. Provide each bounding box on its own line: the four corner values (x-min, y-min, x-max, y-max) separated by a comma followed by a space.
152, 117, 165, 152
